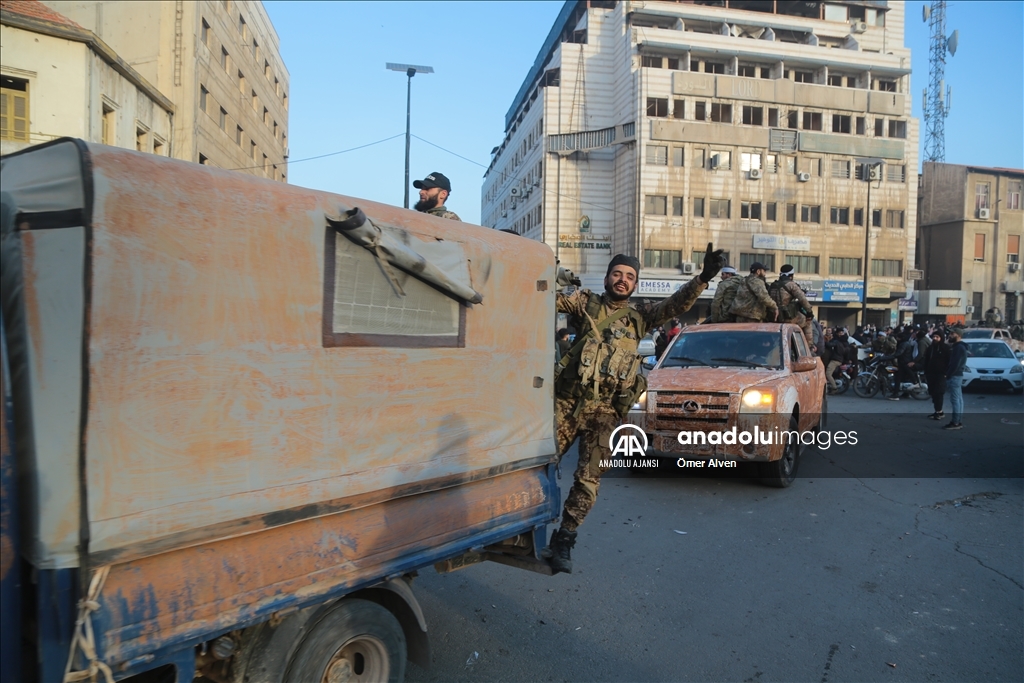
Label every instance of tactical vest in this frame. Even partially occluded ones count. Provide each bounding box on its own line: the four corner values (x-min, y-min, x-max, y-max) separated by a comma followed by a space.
769, 280, 801, 320
554, 293, 647, 416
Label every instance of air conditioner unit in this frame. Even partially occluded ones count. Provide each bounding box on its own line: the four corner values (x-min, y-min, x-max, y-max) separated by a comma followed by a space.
510, 187, 521, 197
749, 168, 763, 180
682, 262, 697, 275
850, 21, 868, 33
965, 305, 975, 314
979, 208, 991, 219
710, 154, 721, 170
797, 172, 811, 182
1010, 262, 1022, 272
868, 165, 882, 181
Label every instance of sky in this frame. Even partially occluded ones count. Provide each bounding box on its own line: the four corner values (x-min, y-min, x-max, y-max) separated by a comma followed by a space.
264, 1, 1024, 225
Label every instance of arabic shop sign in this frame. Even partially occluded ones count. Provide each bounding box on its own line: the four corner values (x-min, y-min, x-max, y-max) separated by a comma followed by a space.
821, 280, 864, 302
897, 298, 919, 311
557, 233, 611, 251
751, 234, 811, 252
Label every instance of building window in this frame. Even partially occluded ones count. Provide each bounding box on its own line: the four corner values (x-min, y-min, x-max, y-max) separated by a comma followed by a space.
645, 195, 667, 215
710, 103, 732, 123
886, 165, 906, 183
766, 202, 777, 221
199, 85, 209, 113
236, 125, 243, 145
1008, 181, 1022, 210
238, 14, 247, 37
221, 47, 230, 72
219, 107, 227, 131
888, 120, 907, 138
238, 70, 246, 93
741, 253, 775, 271
646, 97, 668, 117
827, 73, 844, 86
694, 101, 707, 120
832, 114, 851, 134
874, 118, 884, 136
153, 138, 164, 156
250, 140, 257, 159
693, 249, 730, 265
672, 196, 685, 216
806, 158, 821, 177
709, 199, 730, 219
693, 197, 705, 218
856, 116, 866, 135
765, 154, 777, 173
786, 111, 798, 129
740, 152, 761, 172
853, 208, 864, 226
829, 257, 861, 276
785, 255, 819, 274
872, 209, 882, 227
265, 59, 271, 79
641, 55, 664, 68
709, 150, 731, 170
643, 249, 681, 268
800, 205, 821, 223
974, 233, 986, 261
793, 71, 814, 83
672, 99, 685, 119
646, 144, 668, 165
201, 18, 209, 47
135, 126, 147, 151
871, 259, 902, 277
768, 108, 779, 127
704, 61, 725, 74
251, 90, 258, 110
830, 207, 850, 225
0, 76, 29, 142
831, 159, 851, 179
802, 112, 822, 131
786, 203, 797, 223
672, 147, 684, 166
742, 105, 763, 125
976, 182, 991, 214
1007, 235, 1020, 263
741, 201, 761, 219
784, 156, 796, 175
875, 79, 897, 92
101, 104, 115, 145
693, 148, 706, 168
263, 107, 269, 125
199, 153, 209, 165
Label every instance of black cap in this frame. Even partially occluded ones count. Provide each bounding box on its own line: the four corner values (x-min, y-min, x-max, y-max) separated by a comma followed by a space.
606, 254, 641, 277
413, 172, 452, 193
749, 262, 767, 272
780, 264, 795, 276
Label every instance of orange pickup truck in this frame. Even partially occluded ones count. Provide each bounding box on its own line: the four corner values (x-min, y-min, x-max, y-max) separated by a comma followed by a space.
641, 323, 827, 487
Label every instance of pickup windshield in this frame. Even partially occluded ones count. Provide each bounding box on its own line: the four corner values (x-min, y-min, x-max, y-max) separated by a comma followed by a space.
662, 331, 783, 369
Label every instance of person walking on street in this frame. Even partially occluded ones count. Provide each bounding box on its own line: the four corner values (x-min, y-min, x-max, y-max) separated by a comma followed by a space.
413, 172, 461, 220
728, 262, 779, 323
545, 244, 725, 573
943, 327, 968, 430
922, 330, 950, 420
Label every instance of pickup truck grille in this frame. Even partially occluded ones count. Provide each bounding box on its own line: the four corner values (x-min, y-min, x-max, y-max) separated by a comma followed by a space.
652, 391, 735, 427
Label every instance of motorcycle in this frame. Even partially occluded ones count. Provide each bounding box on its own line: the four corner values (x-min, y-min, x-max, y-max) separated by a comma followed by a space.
829, 362, 854, 395
855, 357, 929, 399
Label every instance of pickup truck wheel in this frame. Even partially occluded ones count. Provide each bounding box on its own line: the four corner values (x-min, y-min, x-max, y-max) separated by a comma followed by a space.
818, 391, 828, 431
286, 599, 406, 683
760, 415, 800, 488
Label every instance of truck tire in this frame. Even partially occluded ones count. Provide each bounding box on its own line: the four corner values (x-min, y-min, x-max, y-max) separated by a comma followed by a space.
760, 415, 800, 488
285, 599, 406, 683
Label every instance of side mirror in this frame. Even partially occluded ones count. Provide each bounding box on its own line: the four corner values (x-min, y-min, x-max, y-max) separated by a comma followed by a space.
642, 355, 657, 370
792, 356, 818, 373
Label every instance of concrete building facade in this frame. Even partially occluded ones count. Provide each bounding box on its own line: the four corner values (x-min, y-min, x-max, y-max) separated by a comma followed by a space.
482, 0, 918, 328
42, 0, 289, 181
917, 162, 1024, 324
1, 0, 173, 156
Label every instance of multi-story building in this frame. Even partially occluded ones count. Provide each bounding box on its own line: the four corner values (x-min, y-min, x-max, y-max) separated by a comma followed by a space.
43, 0, 289, 181
1, 0, 173, 156
917, 162, 1024, 324
482, 0, 918, 328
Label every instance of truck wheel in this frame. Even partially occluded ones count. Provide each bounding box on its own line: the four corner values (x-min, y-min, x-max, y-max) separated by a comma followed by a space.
818, 391, 828, 432
760, 415, 800, 488
286, 599, 406, 683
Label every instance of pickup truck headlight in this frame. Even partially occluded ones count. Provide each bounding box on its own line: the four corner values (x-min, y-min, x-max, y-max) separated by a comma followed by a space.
633, 390, 650, 411
740, 388, 774, 413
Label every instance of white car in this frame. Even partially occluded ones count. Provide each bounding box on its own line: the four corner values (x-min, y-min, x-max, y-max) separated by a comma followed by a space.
961, 339, 1024, 392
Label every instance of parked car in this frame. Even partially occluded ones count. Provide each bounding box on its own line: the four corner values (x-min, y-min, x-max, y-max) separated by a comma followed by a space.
644, 323, 827, 487
961, 339, 1024, 392
961, 327, 1024, 353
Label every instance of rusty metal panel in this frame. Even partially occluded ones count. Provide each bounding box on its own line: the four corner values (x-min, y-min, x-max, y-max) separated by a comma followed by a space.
80, 144, 556, 559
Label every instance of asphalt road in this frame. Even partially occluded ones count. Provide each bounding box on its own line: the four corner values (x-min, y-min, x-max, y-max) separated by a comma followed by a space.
407, 389, 1023, 683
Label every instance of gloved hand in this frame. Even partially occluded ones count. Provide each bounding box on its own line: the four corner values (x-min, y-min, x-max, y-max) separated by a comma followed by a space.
556, 266, 581, 288
698, 241, 725, 283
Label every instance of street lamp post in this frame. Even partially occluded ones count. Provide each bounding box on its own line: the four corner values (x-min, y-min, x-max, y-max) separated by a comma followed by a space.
856, 158, 884, 327
386, 62, 434, 209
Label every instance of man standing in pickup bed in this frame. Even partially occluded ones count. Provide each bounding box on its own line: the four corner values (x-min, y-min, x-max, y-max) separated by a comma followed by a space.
729, 262, 779, 323
545, 243, 725, 573
413, 172, 461, 221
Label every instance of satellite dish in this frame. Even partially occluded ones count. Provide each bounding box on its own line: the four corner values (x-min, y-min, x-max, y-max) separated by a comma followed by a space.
922, 5, 931, 21
947, 30, 959, 56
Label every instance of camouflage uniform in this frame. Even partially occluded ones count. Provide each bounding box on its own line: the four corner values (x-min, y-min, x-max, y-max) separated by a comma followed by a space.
771, 279, 815, 349
426, 205, 461, 221
555, 278, 706, 530
710, 276, 742, 323
728, 275, 778, 323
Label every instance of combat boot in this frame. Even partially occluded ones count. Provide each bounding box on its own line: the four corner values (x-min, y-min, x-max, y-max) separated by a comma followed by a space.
544, 528, 577, 574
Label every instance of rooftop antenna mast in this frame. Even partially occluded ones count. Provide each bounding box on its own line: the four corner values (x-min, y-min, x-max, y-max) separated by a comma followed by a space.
922, 2, 958, 162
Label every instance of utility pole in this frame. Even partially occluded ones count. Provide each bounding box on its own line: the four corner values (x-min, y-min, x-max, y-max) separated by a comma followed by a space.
386, 63, 434, 208
922, 2, 958, 162
856, 158, 884, 327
